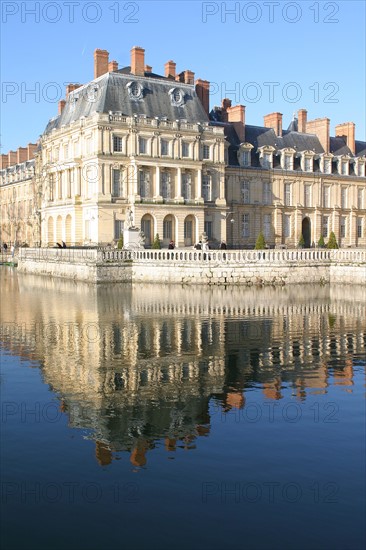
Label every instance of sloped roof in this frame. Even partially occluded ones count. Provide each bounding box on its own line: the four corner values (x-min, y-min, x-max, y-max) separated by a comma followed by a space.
43, 72, 208, 135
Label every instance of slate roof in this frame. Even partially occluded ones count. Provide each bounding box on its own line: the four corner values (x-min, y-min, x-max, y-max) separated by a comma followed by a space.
43, 71, 209, 135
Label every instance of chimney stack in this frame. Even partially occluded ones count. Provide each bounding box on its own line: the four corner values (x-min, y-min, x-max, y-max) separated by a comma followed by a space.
94, 49, 109, 79
306, 117, 330, 153
0, 155, 9, 169
27, 143, 37, 160
165, 60, 176, 79
144, 65, 152, 73
184, 70, 195, 85
195, 79, 210, 116
8, 151, 17, 166
108, 60, 118, 72
58, 100, 66, 115
130, 46, 145, 76
227, 105, 246, 142
335, 122, 355, 154
17, 147, 28, 163
66, 83, 81, 98
264, 112, 283, 137
298, 109, 307, 133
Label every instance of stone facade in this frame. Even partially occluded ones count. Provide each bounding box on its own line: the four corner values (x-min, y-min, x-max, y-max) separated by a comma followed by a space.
1, 47, 365, 249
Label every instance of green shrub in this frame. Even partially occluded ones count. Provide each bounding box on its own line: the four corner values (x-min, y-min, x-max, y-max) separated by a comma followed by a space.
117, 235, 124, 249
327, 231, 339, 249
152, 234, 161, 249
298, 234, 305, 248
318, 235, 325, 248
254, 231, 266, 250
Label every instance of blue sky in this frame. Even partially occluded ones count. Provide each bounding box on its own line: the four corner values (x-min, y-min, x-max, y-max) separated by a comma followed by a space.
1, 0, 365, 152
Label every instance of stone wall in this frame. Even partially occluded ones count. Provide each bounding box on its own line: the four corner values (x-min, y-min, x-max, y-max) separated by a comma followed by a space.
16, 248, 366, 285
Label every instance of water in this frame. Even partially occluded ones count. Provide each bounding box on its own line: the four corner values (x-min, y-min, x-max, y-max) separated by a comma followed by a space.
1, 267, 365, 550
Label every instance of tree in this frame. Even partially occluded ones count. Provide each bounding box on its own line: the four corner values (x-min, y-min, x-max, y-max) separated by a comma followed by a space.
254, 231, 266, 250
318, 235, 325, 248
298, 234, 305, 248
117, 235, 124, 249
327, 231, 339, 249
152, 233, 161, 249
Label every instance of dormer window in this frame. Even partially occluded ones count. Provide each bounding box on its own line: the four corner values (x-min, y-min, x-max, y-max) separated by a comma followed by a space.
127, 81, 144, 100
280, 149, 295, 171
339, 158, 349, 176
238, 143, 254, 167
356, 159, 365, 177
301, 151, 315, 172
258, 146, 275, 169
169, 88, 185, 107
321, 155, 333, 174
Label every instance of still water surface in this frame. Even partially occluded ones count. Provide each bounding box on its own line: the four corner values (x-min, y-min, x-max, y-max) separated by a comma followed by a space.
1, 267, 365, 550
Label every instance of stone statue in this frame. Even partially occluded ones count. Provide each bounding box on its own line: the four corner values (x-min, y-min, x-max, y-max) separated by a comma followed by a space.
126, 208, 134, 228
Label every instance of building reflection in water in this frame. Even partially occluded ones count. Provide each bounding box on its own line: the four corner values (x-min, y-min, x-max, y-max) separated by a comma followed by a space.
1, 268, 365, 467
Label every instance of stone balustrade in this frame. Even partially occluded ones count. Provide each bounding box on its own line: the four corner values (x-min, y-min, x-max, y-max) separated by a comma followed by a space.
16, 247, 366, 285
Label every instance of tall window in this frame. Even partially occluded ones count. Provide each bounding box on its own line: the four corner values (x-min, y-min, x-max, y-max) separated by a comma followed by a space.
263, 182, 271, 205
202, 175, 211, 202
341, 187, 347, 209
358, 188, 364, 209
357, 218, 363, 238
113, 136, 122, 152
283, 214, 291, 238
340, 216, 346, 238
112, 169, 123, 197
304, 156, 313, 172
139, 170, 150, 198
322, 216, 329, 238
284, 183, 292, 206
263, 214, 271, 239
184, 220, 192, 239
67, 170, 73, 198
323, 186, 330, 208
284, 154, 293, 171
242, 213, 250, 238
49, 174, 54, 201
323, 158, 331, 174
161, 139, 169, 156
182, 142, 189, 158
358, 162, 365, 177
204, 221, 213, 239
161, 172, 171, 199
203, 145, 210, 160
304, 185, 312, 207
182, 173, 192, 200
241, 180, 250, 204
341, 160, 348, 175
262, 152, 272, 168
163, 220, 172, 239
114, 220, 124, 239
139, 137, 147, 154
242, 150, 251, 167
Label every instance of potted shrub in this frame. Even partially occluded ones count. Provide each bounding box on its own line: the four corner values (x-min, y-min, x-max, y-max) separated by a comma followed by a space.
254, 231, 266, 250
117, 235, 124, 249
152, 234, 161, 249
298, 234, 305, 248
318, 235, 325, 248
327, 231, 339, 249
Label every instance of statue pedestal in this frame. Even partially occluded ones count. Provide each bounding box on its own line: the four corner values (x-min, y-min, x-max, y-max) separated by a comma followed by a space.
124, 227, 145, 249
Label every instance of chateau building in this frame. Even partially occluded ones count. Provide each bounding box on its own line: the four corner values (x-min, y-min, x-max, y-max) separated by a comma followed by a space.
1, 47, 365, 248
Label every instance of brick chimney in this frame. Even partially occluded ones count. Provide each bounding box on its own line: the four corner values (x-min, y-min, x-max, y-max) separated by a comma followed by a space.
0, 155, 9, 169
66, 83, 82, 98
8, 151, 17, 166
94, 49, 109, 79
306, 117, 330, 153
144, 65, 152, 73
130, 46, 145, 76
264, 112, 283, 137
27, 143, 37, 159
165, 60, 176, 79
17, 147, 28, 163
219, 98, 232, 122
195, 79, 210, 116
58, 100, 66, 115
298, 109, 307, 133
184, 70, 195, 85
227, 105, 246, 142
335, 122, 355, 154
108, 60, 118, 72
